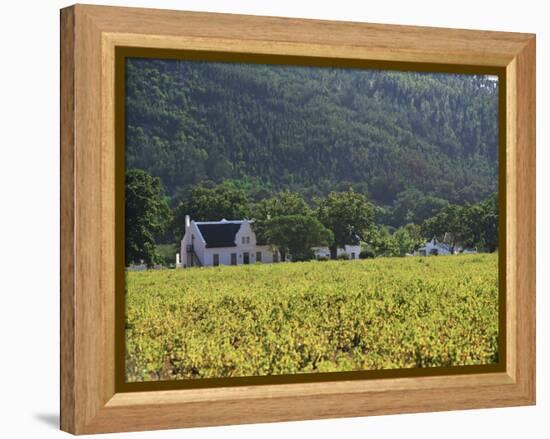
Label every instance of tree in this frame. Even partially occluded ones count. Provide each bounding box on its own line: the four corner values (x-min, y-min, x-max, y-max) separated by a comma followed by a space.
460, 193, 498, 251
421, 204, 464, 250
172, 183, 251, 240
478, 193, 499, 251
362, 225, 399, 257
317, 189, 374, 259
253, 190, 310, 219
390, 189, 449, 227
125, 169, 171, 267
262, 215, 333, 261
421, 193, 498, 252
251, 190, 311, 244
393, 223, 424, 256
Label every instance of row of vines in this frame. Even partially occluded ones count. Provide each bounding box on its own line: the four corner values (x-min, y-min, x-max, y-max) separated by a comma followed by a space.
125, 254, 498, 381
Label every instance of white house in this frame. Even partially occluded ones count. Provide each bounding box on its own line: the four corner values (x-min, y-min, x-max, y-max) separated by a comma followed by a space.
312, 245, 361, 260
412, 236, 480, 257
414, 236, 453, 256
178, 216, 281, 268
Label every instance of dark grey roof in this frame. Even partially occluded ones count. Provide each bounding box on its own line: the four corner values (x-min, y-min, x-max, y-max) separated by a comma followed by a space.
196, 222, 241, 248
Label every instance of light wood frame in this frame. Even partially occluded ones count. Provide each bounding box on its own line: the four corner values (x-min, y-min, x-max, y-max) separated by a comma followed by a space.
60, 4, 536, 434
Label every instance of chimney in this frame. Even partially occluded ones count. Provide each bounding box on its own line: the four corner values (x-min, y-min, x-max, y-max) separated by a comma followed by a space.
185, 215, 191, 231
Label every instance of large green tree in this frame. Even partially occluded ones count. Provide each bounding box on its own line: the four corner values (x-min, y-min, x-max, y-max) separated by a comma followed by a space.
459, 193, 499, 251
253, 190, 310, 219
393, 223, 425, 256
317, 189, 374, 259
362, 225, 399, 258
252, 190, 311, 243
125, 169, 171, 267
421, 193, 498, 252
262, 215, 333, 262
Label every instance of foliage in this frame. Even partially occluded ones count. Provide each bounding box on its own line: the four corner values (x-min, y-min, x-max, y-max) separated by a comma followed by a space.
421, 193, 498, 251
359, 249, 375, 259
125, 60, 499, 212
171, 183, 251, 240
155, 244, 178, 267
363, 225, 400, 257
125, 254, 499, 381
422, 204, 464, 247
125, 169, 171, 266
461, 193, 499, 251
389, 189, 449, 227
250, 190, 325, 260
262, 215, 333, 261
393, 223, 425, 256
361, 223, 424, 257
124, 60, 500, 258
317, 189, 374, 258
253, 190, 311, 219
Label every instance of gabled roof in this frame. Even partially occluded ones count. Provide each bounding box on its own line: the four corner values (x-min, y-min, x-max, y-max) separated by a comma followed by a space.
195, 220, 243, 248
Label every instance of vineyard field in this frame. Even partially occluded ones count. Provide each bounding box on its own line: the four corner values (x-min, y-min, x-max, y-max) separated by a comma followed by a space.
125, 254, 499, 381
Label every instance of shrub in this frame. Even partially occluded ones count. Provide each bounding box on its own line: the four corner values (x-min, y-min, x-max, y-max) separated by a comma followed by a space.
359, 249, 375, 259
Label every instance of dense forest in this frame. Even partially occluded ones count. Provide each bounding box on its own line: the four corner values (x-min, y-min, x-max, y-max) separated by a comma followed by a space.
126, 59, 498, 206
124, 58, 499, 265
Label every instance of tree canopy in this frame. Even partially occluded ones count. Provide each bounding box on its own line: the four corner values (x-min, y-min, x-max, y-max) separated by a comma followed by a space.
317, 189, 375, 258
421, 193, 498, 252
262, 214, 333, 262
126, 59, 499, 213
253, 190, 311, 219
125, 169, 171, 266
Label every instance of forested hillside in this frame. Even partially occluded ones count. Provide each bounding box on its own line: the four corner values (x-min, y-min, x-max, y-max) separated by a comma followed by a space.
125, 58, 498, 223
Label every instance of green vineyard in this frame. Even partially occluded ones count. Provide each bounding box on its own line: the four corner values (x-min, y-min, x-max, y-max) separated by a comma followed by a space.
125, 254, 499, 381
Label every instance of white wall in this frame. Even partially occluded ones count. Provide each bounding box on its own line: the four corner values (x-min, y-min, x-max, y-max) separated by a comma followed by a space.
203, 246, 277, 266
204, 247, 237, 266
0, 1, 546, 438
256, 245, 278, 263
234, 221, 257, 264
182, 221, 277, 266
181, 222, 207, 266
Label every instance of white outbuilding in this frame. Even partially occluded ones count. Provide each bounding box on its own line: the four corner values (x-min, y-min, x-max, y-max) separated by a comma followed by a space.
312, 245, 361, 260
414, 236, 453, 256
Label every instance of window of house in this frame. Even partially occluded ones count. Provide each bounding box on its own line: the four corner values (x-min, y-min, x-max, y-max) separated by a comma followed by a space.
246, 236, 250, 244
256, 251, 262, 262
213, 254, 219, 266
230, 253, 237, 265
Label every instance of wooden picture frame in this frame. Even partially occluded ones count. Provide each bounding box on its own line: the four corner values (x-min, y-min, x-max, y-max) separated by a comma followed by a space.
60, 4, 536, 434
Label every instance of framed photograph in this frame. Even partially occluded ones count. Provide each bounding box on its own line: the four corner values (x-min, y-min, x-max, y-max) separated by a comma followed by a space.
60, 4, 536, 434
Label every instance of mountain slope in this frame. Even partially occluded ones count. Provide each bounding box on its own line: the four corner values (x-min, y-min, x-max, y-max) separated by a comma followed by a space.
125, 58, 499, 206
